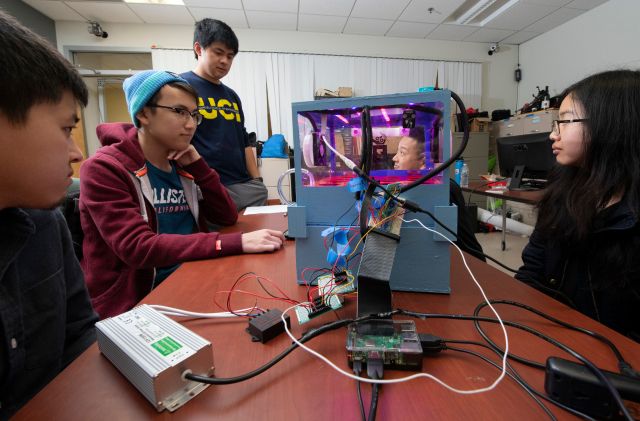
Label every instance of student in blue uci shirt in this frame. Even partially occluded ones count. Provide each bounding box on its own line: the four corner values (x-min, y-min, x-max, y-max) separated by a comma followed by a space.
0, 11, 98, 418
181, 18, 268, 211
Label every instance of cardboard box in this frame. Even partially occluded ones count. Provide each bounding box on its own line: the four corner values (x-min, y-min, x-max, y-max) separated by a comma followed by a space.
314, 87, 353, 98
338, 87, 353, 97
315, 88, 339, 97
470, 117, 491, 132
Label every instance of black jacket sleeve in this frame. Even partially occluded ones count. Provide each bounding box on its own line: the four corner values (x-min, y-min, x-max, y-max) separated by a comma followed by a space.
515, 228, 547, 287
56, 211, 98, 367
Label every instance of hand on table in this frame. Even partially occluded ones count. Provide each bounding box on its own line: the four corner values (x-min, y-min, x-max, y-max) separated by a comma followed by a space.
241, 229, 286, 253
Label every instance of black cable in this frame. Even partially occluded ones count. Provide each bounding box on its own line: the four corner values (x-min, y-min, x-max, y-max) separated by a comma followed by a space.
405, 204, 582, 308
405, 206, 580, 308
396, 308, 634, 421
359, 181, 377, 238
356, 380, 366, 421
359, 107, 372, 176
349, 175, 580, 306
444, 345, 557, 421
353, 363, 366, 421
472, 300, 634, 375
368, 382, 380, 421
346, 89, 469, 206
184, 311, 399, 385
444, 340, 598, 420
412, 206, 518, 273
399, 90, 470, 193
443, 340, 597, 421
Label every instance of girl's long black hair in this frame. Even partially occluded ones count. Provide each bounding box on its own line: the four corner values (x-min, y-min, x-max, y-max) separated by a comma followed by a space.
536, 70, 640, 242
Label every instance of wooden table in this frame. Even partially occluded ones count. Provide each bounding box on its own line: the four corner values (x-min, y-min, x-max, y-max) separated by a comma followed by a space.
15, 213, 640, 420
462, 181, 545, 250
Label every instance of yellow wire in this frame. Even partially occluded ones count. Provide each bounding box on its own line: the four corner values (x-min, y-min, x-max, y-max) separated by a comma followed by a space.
346, 208, 404, 260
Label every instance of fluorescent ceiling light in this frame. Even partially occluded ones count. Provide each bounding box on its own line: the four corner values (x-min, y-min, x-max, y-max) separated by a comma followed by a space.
480, 0, 519, 26
123, 0, 185, 5
456, 0, 497, 25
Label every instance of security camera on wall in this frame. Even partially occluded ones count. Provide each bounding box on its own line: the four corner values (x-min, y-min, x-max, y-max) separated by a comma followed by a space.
88, 21, 108, 39
488, 43, 499, 56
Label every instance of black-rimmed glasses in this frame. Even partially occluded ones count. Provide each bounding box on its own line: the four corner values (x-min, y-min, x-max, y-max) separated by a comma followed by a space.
551, 118, 588, 134
147, 104, 203, 125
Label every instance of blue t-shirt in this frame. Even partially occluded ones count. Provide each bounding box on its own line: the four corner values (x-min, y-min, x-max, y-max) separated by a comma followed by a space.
146, 161, 197, 285
180, 71, 250, 186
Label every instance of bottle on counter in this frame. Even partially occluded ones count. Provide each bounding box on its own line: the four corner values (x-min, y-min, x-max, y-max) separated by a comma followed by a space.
460, 162, 469, 188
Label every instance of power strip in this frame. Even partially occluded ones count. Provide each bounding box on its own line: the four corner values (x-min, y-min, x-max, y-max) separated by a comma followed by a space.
545, 356, 640, 419
95, 305, 214, 412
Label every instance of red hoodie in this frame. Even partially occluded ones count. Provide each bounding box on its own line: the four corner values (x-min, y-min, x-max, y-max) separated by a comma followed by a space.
80, 123, 242, 318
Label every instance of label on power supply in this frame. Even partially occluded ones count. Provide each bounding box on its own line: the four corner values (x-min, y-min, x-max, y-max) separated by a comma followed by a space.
115, 309, 195, 366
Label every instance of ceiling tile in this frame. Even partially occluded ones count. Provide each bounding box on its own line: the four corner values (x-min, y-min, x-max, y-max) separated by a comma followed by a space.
188, 8, 248, 28
386, 21, 437, 38
63, 2, 143, 23
351, 0, 411, 20
483, 2, 557, 31
520, 0, 572, 6
298, 14, 347, 33
127, 4, 194, 25
245, 11, 297, 30
183, 0, 243, 8
399, 0, 466, 24
500, 30, 542, 44
564, 0, 608, 9
465, 27, 515, 43
343, 17, 394, 36
243, 0, 298, 13
427, 24, 479, 41
20, 0, 605, 46
299, 0, 356, 17
524, 6, 584, 32
22, 0, 86, 21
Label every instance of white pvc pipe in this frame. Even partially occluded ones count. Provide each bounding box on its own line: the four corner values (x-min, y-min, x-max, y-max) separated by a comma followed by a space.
477, 207, 534, 237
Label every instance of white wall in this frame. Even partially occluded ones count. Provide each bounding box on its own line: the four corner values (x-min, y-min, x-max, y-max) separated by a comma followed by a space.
56, 21, 519, 113
518, 0, 639, 107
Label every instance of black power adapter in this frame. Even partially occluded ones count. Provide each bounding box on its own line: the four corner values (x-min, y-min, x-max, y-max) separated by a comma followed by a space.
545, 357, 640, 419
246, 309, 290, 343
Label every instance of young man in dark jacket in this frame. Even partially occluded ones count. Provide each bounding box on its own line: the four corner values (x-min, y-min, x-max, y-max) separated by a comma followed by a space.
0, 11, 98, 418
80, 70, 284, 319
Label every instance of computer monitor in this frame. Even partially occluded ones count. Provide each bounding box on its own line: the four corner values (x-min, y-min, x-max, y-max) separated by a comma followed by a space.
497, 132, 555, 189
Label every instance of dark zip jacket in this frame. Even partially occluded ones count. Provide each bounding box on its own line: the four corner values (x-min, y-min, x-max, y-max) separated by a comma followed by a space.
0, 208, 98, 418
516, 199, 640, 341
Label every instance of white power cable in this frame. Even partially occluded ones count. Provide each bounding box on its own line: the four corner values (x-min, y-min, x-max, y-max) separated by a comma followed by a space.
149, 304, 258, 319
280, 218, 509, 394
319, 134, 358, 170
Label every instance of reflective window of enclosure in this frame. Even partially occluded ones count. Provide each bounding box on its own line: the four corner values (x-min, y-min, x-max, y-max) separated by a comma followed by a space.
297, 101, 445, 187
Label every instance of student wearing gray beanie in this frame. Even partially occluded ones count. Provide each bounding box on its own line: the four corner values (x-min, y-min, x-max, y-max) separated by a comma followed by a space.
79, 70, 285, 319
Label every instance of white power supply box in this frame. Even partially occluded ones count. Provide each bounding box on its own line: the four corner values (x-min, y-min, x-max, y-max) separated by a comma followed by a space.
95, 304, 214, 412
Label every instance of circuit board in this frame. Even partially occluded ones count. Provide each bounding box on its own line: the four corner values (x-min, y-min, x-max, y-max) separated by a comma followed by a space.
346, 320, 423, 370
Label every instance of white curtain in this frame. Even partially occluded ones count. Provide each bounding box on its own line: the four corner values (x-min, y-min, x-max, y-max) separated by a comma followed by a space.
152, 48, 482, 145
265, 53, 315, 146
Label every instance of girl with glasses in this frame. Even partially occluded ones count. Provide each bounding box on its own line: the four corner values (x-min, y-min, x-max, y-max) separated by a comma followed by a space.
516, 70, 640, 342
